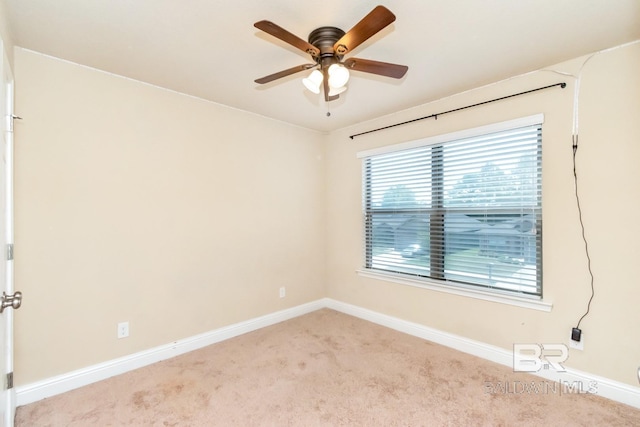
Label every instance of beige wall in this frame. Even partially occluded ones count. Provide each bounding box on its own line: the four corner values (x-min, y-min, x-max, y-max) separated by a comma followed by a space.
325, 42, 640, 387
13, 49, 326, 385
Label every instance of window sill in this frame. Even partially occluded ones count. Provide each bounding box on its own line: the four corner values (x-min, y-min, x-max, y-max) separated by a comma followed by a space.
356, 269, 552, 312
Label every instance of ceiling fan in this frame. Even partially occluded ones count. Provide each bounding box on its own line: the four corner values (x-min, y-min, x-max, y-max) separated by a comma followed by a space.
254, 5, 408, 102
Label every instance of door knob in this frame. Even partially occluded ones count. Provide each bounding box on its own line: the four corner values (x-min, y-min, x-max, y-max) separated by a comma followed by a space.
0, 291, 22, 313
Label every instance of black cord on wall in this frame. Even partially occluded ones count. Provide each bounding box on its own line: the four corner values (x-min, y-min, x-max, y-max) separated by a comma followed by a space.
572, 134, 595, 337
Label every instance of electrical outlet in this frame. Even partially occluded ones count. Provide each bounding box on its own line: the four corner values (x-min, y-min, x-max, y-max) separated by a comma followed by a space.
117, 321, 129, 339
569, 330, 584, 350
279, 287, 286, 298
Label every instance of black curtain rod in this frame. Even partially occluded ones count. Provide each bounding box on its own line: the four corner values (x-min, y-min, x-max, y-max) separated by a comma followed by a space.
349, 82, 566, 139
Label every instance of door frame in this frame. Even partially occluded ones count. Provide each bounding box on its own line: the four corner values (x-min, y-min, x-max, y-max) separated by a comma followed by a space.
0, 38, 16, 426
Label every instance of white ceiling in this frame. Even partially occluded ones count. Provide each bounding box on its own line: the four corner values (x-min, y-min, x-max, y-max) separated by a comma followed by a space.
4, 0, 640, 132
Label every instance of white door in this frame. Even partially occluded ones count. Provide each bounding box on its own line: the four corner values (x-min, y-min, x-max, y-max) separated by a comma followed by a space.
0, 39, 17, 427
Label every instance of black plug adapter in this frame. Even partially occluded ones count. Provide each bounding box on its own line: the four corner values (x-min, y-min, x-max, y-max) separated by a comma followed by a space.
571, 327, 582, 342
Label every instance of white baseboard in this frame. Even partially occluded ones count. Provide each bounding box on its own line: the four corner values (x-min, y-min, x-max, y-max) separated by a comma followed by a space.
323, 298, 640, 409
17, 297, 640, 410
15, 300, 325, 406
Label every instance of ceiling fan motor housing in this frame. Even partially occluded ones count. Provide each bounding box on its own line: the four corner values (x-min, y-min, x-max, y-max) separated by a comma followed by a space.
308, 26, 346, 66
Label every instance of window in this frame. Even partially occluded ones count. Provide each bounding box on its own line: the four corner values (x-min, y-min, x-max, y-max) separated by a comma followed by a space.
360, 116, 542, 297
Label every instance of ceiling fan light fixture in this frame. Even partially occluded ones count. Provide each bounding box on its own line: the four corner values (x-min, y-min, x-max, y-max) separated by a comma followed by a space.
328, 63, 350, 88
302, 69, 323, 94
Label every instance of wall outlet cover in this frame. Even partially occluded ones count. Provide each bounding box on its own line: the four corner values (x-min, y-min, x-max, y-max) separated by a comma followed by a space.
569, 331, 584, 350
117, 322, 129, 339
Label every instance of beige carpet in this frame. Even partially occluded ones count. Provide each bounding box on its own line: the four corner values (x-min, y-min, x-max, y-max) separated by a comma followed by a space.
16, 309, 640, 426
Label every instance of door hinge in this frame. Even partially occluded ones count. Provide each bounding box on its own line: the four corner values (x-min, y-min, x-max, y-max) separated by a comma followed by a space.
6, 244, 13, 261
6, 372, 12, 390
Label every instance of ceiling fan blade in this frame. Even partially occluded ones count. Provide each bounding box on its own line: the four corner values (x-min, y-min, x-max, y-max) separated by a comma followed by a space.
343, 58, 408, 79
333, 6, 396, 55
322, 67, 339, 102
255, 64, 316, 84
254, 20, 320, 57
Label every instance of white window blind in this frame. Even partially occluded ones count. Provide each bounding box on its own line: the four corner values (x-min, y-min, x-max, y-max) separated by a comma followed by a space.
362, 118, 542, 297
